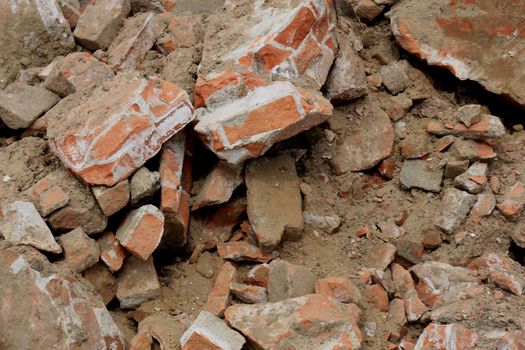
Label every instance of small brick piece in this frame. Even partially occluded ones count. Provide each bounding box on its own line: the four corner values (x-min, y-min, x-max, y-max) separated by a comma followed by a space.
245, 264, 270, 288
117, 256, 161, 309
192, 162, 243, 210
0, 82, 59, 129
367, 243, 396, 271
315, 276, 362, 304
31, 177, 70, 217
98, 231, 128, 272
44, 52, 114, 97
92, 180, 130, 217
116, 204, 164, 261
0, 201, 62, 254
47, 73, 194, 186
497, 182, 525, 221
378, 158, 396, 180
230, 282, 268, 304
130, 167, 160, 206
83, 263, 117, 305
426, 114, 505, 142
217, 241, 279, 263
58, 227, 100, 273
453, 162, 488, 194
389, 298, 407, 326
180, 311, 245, 350
205, 262, 237, 317
366, 284, 389, 312
160, 132, 192, 249
108, 13, 167, 71
74, 0, 131, 50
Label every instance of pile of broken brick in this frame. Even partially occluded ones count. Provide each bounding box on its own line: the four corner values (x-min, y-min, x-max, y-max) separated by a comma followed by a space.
0, 0, 524, 349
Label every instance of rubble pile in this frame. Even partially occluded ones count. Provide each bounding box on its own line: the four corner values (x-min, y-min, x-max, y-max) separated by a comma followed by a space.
0, 0, 524, 349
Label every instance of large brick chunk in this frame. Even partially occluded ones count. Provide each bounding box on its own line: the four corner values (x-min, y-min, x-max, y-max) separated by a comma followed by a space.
160, 132, 192, 249
116, 204, 165, 261
246, 155, 303, 252
414, 324, 478, 350
225, 294, 362, 350
389, 0, 525, 108
198, 0, 337, 91
0, 247, 125, 349
74, 0, 131, 50
108, 13, 167, 71
0, 201, 62, 254
0, 82, 60, 129
43, 52, 114, 97
195, 80, 332, 164
434, 188, 477, 234
497, 182, 525, 221
47, 72, 194, 186
0, 0, 75, 89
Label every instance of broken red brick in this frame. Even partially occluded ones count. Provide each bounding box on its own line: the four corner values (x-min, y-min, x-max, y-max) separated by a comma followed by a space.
467, 253, 524, 296
98, 231, 128, 272
414, 324, 478, 350
43, 52, 114, 97
366, 284, 389, 312
92, 180, 130, 217
390, 0, 525, 107
315, 276, 362, 304
195, 80, 333, 164
58, 227, 100, 273
230, 282, 268, 304
205, 261, 237, 317
367, 243, 396, 271
378, 158, 396, 180
31, 176, 70, 217
160, 132, 192, 249
108, 13, 167, 71
48, 73, 194, 186
496, 182, 525, 221
83, 263, 118, 305
245, 264, 270, 288
116, 204, 165, 261
225, 294, 362, 349
192, 162, 243, 211
217, 241, 279, 264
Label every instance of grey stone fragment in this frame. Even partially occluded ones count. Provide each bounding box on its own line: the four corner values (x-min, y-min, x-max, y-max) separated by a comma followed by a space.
180, 311, 245, 350
130, 167, 160, 206
267, 259, 316, 302
74, 0, 131, 50
0, 82, 60, 129
435, 188, 477, 234
380, 60, 409, 95
400, 159, 444, 192
117, 255, 161, 309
